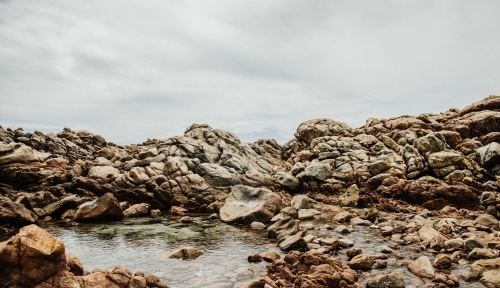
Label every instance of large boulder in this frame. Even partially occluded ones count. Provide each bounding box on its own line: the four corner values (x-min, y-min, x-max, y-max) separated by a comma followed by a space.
87, 166, 120, 180
476, 142, 500, 167
219, 185, 282, 223
0, 142, 50, 165
0, 196, 37, 227
0, 224, 66, 287
74, 193, 123, 222
295, 118, 352, 145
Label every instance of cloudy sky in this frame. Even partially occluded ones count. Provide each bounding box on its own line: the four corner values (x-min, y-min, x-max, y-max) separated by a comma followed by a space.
1, 1, 499, 144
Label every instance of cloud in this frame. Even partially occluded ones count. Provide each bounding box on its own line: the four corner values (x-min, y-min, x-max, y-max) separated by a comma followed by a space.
0, 0, 499, 145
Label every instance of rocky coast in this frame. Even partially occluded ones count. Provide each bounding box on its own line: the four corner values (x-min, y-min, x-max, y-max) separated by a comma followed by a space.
1, 95, 500, 287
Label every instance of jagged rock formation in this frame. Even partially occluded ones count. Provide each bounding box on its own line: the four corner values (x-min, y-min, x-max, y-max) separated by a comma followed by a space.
1, 95, 500, 233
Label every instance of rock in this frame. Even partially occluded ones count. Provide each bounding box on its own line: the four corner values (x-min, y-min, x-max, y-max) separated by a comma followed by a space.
481, 270, 500, 288
169, 206, 187, 216
295, 118, 352, 144
38, 195, 88, 218
335, 225, 350, 234
465, 236, 486, 251
199, 163, 240, 186
0, 142, 50, 165
349, 254, 373, 270
338, 184, 359, 207
474, 213, 499, 230
278, 232, 306, 251
476, 142, 500, 167
427, 151, 464, 177
235, 278, 266, 288
434, 254, 452, 269
298, 209, 320, 220
123, 203, 151, 218
87, 166, 120, 179
66, 252, 84, 276
261, 251, 280, 262
273, 172, 300, 190
0, 196, 37, 227
247, 254, 263, 263
468, 248, 498, 260
0, 224, 66, 287
268, 217, 300, 239
445, 238, 465, 250
250, 221, 266, 230
366, 272, 405, 288
303, 163, 332, 181
418, 225, 448, 249
74, 193, 123, 222
166, 246, 203, 261
334, 211, 352, 223
408, 256, 435, 278
219, 185, 282, 224
177, 216, 193, 223
291, 195, 313, 210
145, 274, 169, 288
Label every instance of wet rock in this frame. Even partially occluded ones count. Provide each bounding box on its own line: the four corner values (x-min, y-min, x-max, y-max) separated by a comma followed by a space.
220, 185, 282, 224
74, 193, 123, 222
346, 248, 363, 259
334, 211, 352, 223
0, 224, 66, 287
335, 225, 350, 234
408, 256, 435, 279
433, 254, 452, 269
166, 246, 203, 261
278, 232, 306, 251
349, 254, 372, 270
267, 217, 300, 239
123, 203, 151, 218
247, 254, 263, 263
250, 221, 266, 230
261, 251, 280, 262
366, 272, 405, 288
177, 216, 193, 223
169, 206, 187, 216
419, 225, 448, 249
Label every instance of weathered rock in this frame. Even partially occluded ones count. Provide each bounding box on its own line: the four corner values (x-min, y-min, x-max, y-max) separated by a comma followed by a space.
278, 232, 306, 251
166, 246, 203, 261
434, 254, 452, 269
303, 162, 332, 181
419, 225, 448, 249
74, 193, 123, 222
268, 217, 300, 239
349, 254, 372, 270
0, 224, 66, 287
474, 213, 499, 230
476, 142, 500, 167
219, 185, 282, 223
0, 196, 37, 227
87, 166, 120, 179
339, 184, 359, 207
408, 256, 435, 278
66, 252, 84, 276
291, 194, 313, 210
37, 195, 88, 218
0, 142, 50, 165
366, 272, 405, 288
273, 172, 300, 190
123, 203, 151, 218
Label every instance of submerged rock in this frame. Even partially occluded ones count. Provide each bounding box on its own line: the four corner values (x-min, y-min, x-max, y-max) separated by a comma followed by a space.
166, 246, 203, 261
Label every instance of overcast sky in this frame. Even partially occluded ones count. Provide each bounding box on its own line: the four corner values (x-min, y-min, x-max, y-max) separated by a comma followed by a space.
1, 1, 499, 144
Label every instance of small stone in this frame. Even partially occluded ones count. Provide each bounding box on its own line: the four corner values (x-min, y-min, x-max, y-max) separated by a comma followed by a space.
177, 216, 193, 223
335, 225, 350, 234
349, 254, 373, 270
247, 254, 263, 263
261, 251, 280, 262
408, 256, 435, 278
465, 236, 486, 251
366, 272, 405, 288
250, 222, 266, 230
346, 248, 363, 259
167, 246, 203, 261
380, 226, 394, 236
433, 254, 451, 269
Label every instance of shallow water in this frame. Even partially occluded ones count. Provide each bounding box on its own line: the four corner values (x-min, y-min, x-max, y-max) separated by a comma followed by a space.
41, 216, 281, 288
8, 213, 487, 288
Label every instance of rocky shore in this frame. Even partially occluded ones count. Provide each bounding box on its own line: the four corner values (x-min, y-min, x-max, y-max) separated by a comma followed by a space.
1, 95, 500, 287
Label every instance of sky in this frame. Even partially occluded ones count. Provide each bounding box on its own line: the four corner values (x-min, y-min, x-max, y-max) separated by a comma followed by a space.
1, 1, 499, 145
